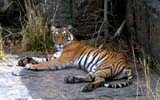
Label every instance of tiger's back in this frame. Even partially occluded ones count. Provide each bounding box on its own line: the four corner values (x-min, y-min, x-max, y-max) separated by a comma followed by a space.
72, 44, 132, 82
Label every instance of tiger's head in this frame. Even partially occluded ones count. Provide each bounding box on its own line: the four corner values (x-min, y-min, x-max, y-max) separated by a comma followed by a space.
50, 25, 74, 50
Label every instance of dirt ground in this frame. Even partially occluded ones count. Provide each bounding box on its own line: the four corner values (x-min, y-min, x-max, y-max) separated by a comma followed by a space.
0, 51, 159, 100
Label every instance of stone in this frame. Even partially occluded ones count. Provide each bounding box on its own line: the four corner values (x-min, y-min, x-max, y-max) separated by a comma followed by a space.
0, 52, 158, 100
126, 0, 160, 71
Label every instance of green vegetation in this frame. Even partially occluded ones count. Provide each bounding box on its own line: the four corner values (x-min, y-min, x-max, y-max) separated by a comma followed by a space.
21, 0, 53, 51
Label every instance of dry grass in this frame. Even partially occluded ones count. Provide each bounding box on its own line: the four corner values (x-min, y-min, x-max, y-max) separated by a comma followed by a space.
155, 78, 160, 99
153, 57, 160, 100
132, 47, 159, 100
139, 55, 155, 100
21, 0, 53, 51
0, 25, 5, 61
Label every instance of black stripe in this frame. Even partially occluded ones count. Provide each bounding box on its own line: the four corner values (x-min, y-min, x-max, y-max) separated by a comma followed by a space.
113, 60, 125, 75
85, 50, 100, 70
103, 66, 112, 78
88, 73, 95, 81
113, 64, 119, 75
92, 51, 101, 64
107, 52, 115, 59
104, 79, 132, 88
77, 48, 88, 69
84, 49, 94, 69
78, 55, 85, 69
114, 66, 125, 78
117, 62, 126, 72
110, 66, 113, 77
121, 83, 126, 87
45, 57, 49, 61
116, 61, 125, 73
108, 67, 113, 77
88, 53, 101, 72
100, 52, 115, 62
92, 50, 102, 63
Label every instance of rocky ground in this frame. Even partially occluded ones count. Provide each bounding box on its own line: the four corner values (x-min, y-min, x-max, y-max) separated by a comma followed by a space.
0, 51, 159, 100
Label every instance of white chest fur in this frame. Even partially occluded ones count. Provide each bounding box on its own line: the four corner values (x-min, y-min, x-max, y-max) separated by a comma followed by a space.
51, 50, 63, 59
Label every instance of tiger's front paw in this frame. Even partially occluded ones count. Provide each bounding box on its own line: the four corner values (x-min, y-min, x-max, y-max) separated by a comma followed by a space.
64, 76, 82, 83
81, 83, 95, 92
18, 56, 39, 66
18, 56, 31, 66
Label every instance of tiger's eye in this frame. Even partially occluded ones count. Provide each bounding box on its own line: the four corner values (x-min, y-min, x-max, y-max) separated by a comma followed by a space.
62, 31, 66, 36
55, 31, 58, 35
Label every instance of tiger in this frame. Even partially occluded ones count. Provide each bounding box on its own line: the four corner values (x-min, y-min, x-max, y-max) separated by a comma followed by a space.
18, 25, 133, 92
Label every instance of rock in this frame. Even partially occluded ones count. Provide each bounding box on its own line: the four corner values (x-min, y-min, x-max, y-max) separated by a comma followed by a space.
127, 0, 160, 72
0, 52, 158, 100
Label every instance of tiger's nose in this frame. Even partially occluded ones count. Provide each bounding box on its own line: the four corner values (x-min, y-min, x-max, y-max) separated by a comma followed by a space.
57, 43, 64, 48
58, 43, 63, 46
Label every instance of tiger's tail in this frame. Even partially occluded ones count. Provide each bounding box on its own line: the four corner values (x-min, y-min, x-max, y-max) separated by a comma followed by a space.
102, 75, 132, 88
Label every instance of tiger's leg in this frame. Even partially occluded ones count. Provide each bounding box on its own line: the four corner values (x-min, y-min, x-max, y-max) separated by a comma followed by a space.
112, 69, 129, 80
64, 72, 95, 83
18, 56, 51, 66
24, 56, 73, 71
24, 60, 59, 70
18, 54, 57, 66
81, 69, 111, 92
18, 56, 41, 66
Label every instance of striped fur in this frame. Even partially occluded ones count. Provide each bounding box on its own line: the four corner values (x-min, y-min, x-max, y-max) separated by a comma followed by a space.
18, 26, 132, 92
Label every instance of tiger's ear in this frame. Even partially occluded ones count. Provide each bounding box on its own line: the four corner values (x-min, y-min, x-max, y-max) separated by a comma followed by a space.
67, 25, 72, 30
50, 26, 56, 32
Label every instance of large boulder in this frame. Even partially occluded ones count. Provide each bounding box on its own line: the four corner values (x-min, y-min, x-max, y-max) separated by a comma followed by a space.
127, 0, 160, 69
